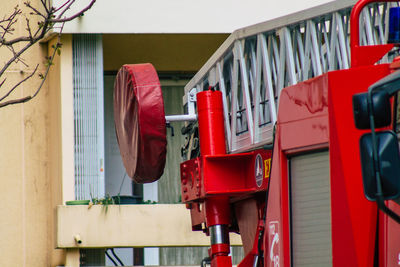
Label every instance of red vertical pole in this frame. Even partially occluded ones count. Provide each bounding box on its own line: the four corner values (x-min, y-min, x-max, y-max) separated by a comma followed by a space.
197, 90, 226, 156
197, 90, 232, 267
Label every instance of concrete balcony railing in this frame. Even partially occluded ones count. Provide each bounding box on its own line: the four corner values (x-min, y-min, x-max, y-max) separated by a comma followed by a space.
57, 204, 242, 267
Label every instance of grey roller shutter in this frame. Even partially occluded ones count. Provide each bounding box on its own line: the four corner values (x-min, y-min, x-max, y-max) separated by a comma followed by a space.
290, 151, 332, 267
73, 34, 105, 200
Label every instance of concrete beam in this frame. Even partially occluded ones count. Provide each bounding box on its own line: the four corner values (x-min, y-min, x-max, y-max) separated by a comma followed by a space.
57, 204, 242, 248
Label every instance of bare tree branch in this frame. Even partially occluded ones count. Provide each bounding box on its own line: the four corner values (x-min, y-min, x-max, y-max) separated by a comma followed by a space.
0, 11, 50, 46
0, 7, 21, 40
6, 45, 29, 67
54, 0, 75, 19
25, 2, 46, 18
32, 26, 64, 99
0, 31, 61, 109
0, 30, 45, 76
0, 0, 96, 108
0, 64, 38, 102
54, 0, 73, 13
51, 0, 95, 23
39, 0, 49, 13
0, 95, 32, 108
25, 17, 33, 41
0, 79, 6, 89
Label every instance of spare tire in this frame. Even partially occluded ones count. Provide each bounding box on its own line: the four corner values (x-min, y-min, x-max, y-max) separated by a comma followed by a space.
113, 63, 167, 183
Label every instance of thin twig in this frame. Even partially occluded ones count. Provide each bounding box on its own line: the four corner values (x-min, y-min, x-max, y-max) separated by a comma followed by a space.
0, 12, 51, 76
0, 8, 20, 40
0, 64, 38, 102
0, 95, 31, 108
6, 45, 29, 67
0, 0, 96, 108
32, 26, 64, 99
0, 22, 65, 109
0, 79, 6, 88
0, 32, 59, 108
25, 17, 33, 42
54, 0, 73, 12
39, 0, 49, 13
51, 0, 95, 23
55, 0, 75, 18
0, 12, 50, 46
25, 2, 46, 19
0, 37, 40, 76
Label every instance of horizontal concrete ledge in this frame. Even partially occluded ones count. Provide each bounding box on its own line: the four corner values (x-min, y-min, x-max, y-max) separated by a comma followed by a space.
57, 204, 242, 248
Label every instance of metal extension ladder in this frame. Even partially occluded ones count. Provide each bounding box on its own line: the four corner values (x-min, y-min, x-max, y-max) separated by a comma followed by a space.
184, 0, 398, 154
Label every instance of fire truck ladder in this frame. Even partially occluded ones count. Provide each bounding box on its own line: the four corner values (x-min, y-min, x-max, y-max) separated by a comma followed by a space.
184, 0, 398, 154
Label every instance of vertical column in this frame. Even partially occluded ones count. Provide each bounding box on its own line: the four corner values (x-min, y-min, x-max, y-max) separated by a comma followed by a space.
197, 90, 232, 267
143, 182, 160, 265
58, 35, 75, 203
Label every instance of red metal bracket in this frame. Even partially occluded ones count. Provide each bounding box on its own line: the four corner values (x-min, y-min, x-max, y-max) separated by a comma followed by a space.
350, 0, 396, 68
181, 149, 271, 233
181, 151, 272, 203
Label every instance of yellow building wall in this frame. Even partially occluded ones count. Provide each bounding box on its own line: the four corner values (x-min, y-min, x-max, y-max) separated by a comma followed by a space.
0, 1, 66, 266
0, 2, 229, 266
48, 34, 74, 266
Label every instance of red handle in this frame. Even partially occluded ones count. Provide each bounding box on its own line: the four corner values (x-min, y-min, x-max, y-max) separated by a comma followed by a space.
350, 0, 396, 67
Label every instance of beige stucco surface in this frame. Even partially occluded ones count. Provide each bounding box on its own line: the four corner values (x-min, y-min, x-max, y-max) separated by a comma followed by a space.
57, 204, 242, 248
0, 1, 67, 266
0, 2, 239, 267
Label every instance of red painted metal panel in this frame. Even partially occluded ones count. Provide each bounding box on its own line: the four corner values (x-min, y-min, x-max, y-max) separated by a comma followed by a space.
180, 151, 272, 202
263, 64, 392, 267
328, 65, 390, 267
384, 202, 400, 266
263, 140, 289, 267
278, 75, 330, 152
278, 75, 329, 124
279, 116, 329, 151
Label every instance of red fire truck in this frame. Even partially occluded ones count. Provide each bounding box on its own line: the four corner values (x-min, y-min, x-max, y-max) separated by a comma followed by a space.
113, 0, 400, 266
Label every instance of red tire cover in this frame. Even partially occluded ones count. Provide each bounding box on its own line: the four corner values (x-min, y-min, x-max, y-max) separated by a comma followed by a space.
113, 64, 167, 183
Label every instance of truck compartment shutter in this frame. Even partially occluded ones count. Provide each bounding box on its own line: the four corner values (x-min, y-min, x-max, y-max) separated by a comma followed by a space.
290, 151, 332, 267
